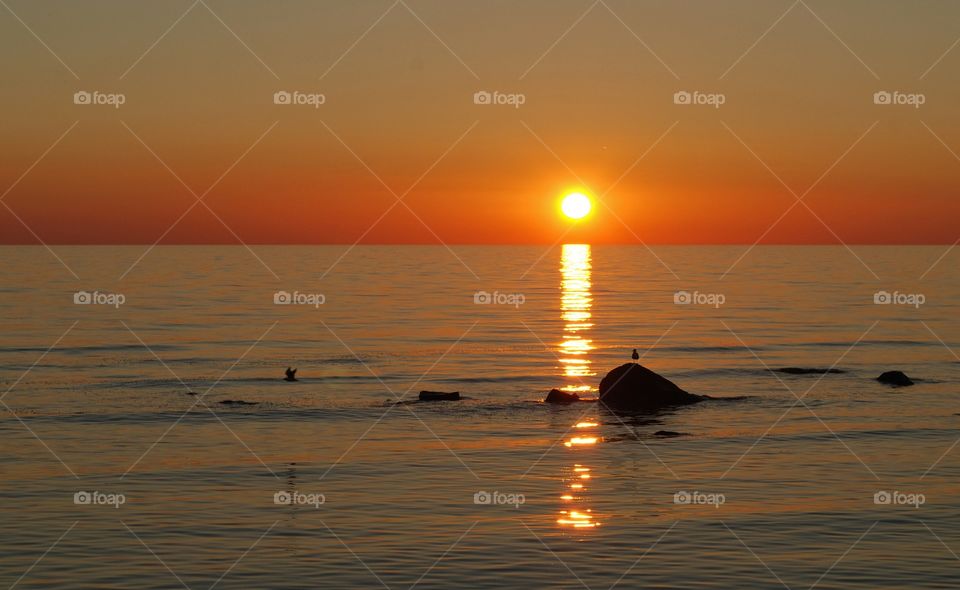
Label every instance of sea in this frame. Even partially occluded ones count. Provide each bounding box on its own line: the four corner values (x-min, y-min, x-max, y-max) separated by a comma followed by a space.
1, 245, 958, 589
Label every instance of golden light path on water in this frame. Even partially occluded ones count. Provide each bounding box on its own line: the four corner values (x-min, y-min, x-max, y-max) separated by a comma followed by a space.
557, 244, 601, 531
559, 244, 595, 389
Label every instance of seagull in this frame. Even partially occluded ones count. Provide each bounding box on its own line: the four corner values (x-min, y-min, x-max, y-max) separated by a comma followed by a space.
631, 349, 639, 363
284, 367, 298, 382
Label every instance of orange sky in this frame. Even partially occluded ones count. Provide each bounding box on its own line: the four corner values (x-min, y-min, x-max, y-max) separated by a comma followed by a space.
1, 1, 959, 244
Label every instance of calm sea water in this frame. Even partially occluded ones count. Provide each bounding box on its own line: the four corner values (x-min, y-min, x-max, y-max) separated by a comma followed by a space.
2, 245, 959, 589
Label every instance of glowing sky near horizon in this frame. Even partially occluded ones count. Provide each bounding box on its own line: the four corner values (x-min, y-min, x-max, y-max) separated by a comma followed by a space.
1, 0, 958, 244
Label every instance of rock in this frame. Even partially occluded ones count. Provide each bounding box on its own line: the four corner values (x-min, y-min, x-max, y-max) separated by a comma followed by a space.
599, 363, 704, 411
419, 391, 460, 401
777, 367, 845, 375
877, 371, 914, 387
219, 399, 259, 406
545, 389, 580, 404
654, 430, 686, 437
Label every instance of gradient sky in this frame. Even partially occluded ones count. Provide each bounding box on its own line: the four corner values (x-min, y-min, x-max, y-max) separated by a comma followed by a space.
1, 0, 959, 244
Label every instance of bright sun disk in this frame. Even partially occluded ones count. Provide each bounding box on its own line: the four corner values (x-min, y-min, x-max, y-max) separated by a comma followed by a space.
561, 192, 592, 220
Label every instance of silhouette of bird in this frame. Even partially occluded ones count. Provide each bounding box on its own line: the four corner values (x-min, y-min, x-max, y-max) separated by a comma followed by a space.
631, 349, 639, 362
284, 367, 298, 382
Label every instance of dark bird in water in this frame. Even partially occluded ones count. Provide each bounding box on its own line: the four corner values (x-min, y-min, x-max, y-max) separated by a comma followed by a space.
631, 349, 639, 362
284, 367, 298, 382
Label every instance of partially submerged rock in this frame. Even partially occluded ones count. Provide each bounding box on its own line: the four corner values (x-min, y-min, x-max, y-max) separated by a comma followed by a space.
545, 389, 580, 404
877, 371, 914, 387
599, 363, 704, 411
219, 399, 259, 406
419, 391, 460, 401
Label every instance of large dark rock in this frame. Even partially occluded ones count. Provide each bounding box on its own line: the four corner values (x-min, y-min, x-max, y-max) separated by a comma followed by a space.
545, 389, 580, 404
419, 391, 460, 401
599, 363, 704, 411
877, 371, 914, 387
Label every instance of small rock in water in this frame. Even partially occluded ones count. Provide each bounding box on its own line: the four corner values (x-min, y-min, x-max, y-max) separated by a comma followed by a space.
419, 391, 460, 401
877, 371, 914, 387
545, 389, 580, 404
219, 399, 259, 406
654, 430, 686, 437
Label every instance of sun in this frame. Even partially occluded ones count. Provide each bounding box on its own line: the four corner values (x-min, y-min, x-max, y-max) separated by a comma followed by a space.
561, 192, 592, 220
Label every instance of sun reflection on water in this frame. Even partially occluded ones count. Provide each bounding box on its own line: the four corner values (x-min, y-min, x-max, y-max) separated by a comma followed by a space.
556, 244, 602, 530
559, 244, 595, 386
